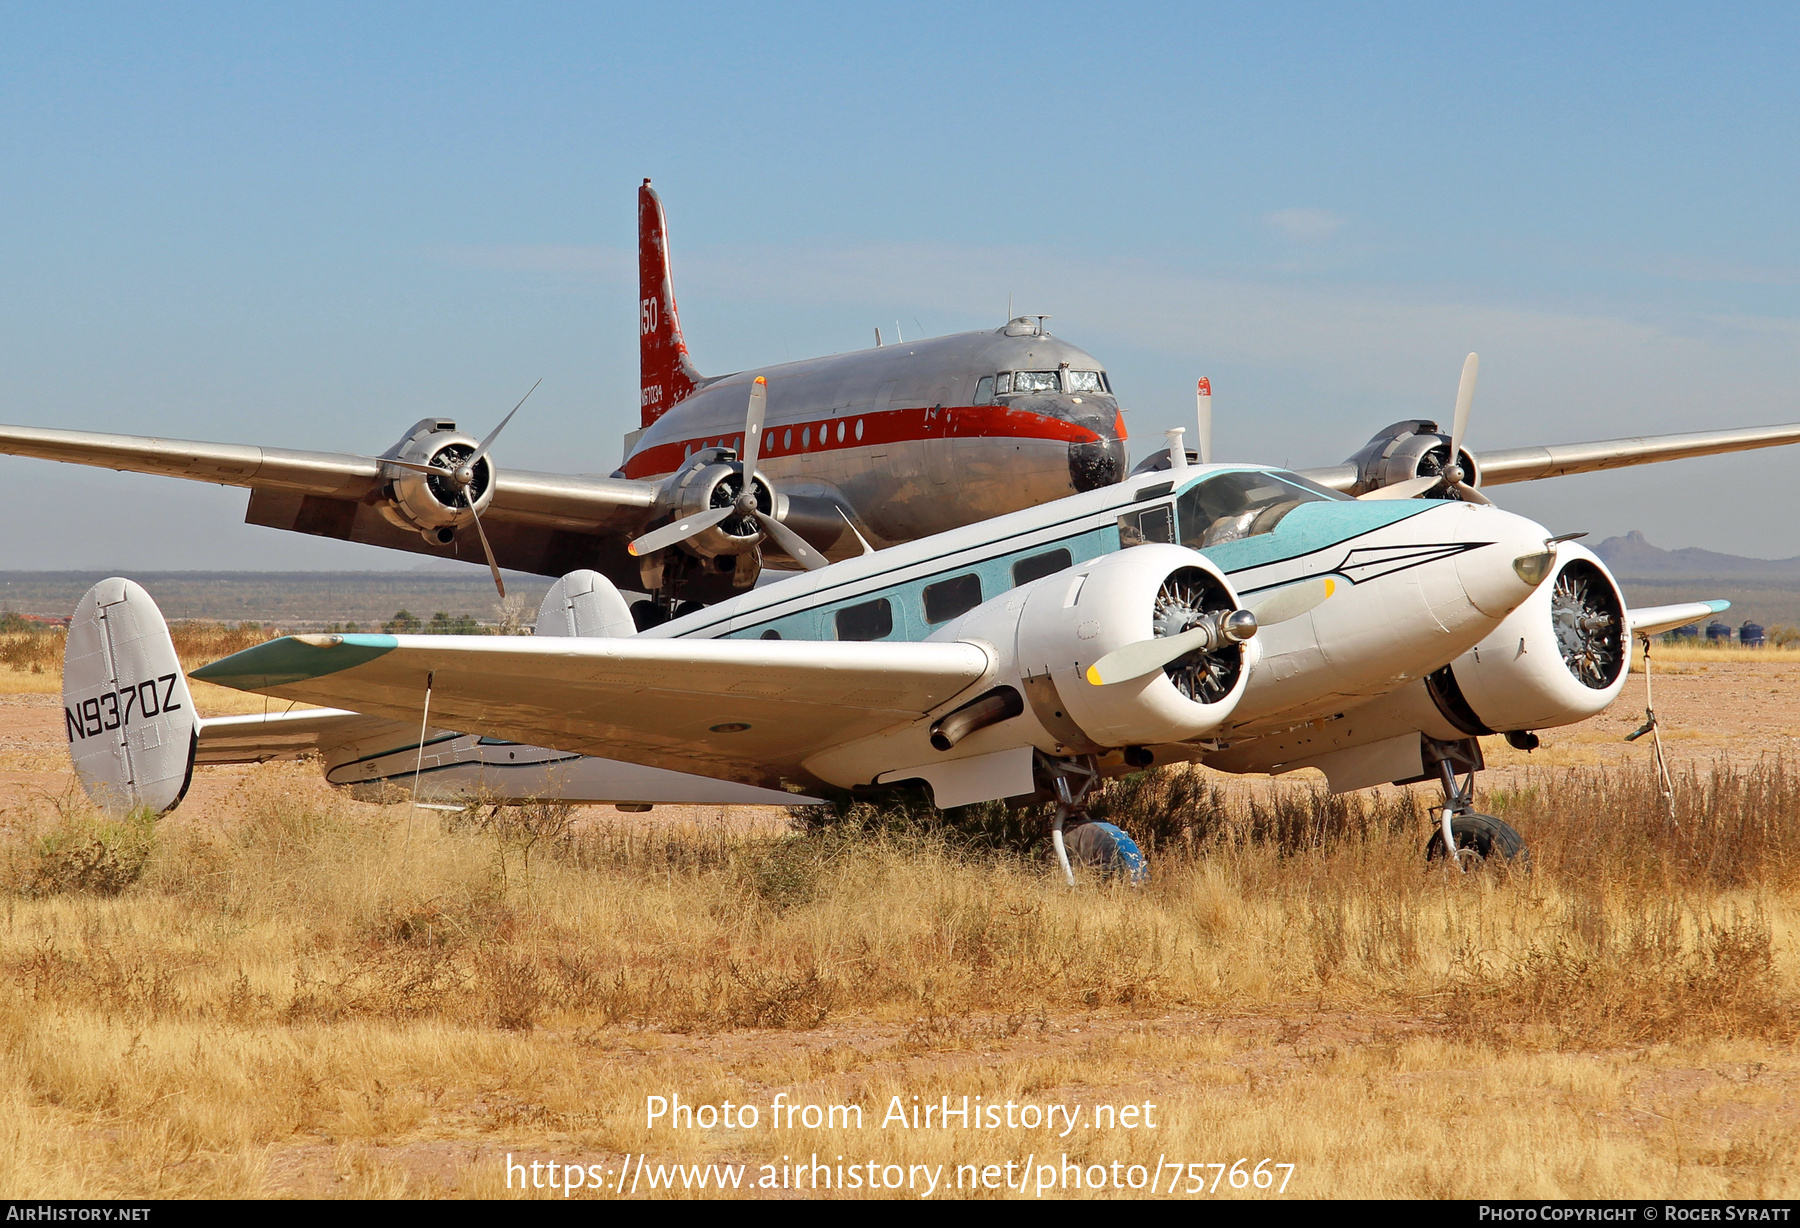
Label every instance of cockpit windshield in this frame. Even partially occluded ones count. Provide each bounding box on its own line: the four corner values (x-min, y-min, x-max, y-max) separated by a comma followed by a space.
1065, 370, 1105, 394
1010, 371, 1061, 394
1176, 471, 1346, 549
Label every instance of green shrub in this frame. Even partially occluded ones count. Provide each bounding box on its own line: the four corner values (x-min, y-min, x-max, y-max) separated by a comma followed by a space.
26, 809, 159, 896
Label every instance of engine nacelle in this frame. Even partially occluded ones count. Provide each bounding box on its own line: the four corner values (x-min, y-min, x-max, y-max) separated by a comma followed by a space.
1426, 543, 1629, 734
954, 543, 1255, 750
651, 449, 774, 560
375, 417, 498, 543
1343, 419, 1481, 497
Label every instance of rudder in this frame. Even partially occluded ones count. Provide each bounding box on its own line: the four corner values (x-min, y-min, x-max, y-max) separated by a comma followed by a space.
639, 179, 704, 427
63, 579, 199, 815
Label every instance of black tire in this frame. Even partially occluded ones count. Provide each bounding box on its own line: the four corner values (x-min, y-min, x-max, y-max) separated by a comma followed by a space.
1425, 812, 1527, 867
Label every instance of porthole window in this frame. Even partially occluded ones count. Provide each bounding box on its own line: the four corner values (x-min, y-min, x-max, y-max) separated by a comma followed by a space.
783, 429, 793, 449
684, 444, 693, 460
855, 418, 864, 441
835, 598, 893, 641
803, 427, 811, 448
836, 421, 845, 443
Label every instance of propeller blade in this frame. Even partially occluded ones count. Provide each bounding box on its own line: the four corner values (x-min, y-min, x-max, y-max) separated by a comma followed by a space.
1196, 377, 1213, 465
755, 511, 830, 570
740, 376, 766, 476
1085, 622, 1218, 687
468, 377, 542, 468
1245, 575, 1338, 625
1448, 352, 1478, 470
1450, 478, 1493, 506
465, 498, 505, 598
626, 505, 735, 557
1357, 474, 1443, 501
1088, 579, 1337, 688
838, 505, 876, 556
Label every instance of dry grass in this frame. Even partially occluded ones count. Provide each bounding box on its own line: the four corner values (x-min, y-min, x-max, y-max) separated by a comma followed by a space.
1, 758, 1797, 1198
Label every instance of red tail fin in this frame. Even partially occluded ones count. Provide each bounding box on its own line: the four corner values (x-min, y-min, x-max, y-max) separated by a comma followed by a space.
639, 179, 703, 427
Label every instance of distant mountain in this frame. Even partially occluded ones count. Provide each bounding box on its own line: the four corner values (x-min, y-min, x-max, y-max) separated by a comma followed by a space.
1594, 531, 1800, 581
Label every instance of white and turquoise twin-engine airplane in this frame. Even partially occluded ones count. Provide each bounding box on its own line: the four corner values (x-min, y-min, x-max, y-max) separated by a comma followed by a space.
93, 355, 1721, 880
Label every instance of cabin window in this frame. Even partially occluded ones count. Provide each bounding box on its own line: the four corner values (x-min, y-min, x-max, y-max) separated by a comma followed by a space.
973, 376, 995, 405
803, 427, 811, 448
1177, 471, 1336, 549
835, 598, 893, 641
1119, 503, 1175, 548
783, 429, 793, 449
1066, 370, 1104, 394
684, 444, 693, 460
1012, 370, 1061, 394
1012, 547, 1073, 587
837, 421, 845, 443
995, 372, 1012, 395
922, 573, 983, 624
855, 418, 864, 440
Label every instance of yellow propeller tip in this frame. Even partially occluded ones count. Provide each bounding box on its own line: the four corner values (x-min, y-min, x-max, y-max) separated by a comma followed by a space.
754, 375, 766, 385
626, 544, 640, 557
1324, 578, 1335, 597
1085, 666, 1103, 686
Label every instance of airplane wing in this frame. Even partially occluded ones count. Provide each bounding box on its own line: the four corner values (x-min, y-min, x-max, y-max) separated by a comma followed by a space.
192, 633, 993, 787
1628, 600, 1731, 639
0, 423, 657, 575
1298, 422, 1800, 492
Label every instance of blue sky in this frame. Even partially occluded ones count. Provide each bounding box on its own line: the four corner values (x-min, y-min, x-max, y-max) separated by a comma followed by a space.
4, 3, 1799, 568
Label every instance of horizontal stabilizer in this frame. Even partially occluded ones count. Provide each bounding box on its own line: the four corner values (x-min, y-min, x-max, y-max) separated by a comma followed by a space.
1628, 600, 1731, 638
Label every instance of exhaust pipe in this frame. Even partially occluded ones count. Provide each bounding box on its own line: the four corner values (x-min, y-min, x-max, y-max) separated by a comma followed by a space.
930, 686, 1025, 751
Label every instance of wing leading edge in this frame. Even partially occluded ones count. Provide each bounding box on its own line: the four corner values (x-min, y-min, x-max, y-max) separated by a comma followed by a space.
192, 633, 994, 787
1299, 421, 1800, 492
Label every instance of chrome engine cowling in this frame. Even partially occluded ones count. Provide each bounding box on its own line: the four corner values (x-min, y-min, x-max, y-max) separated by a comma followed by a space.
653, 452, 775, 560
374, 417, 498, 543
1343, 419, 1482, 497
951, 543, 1256, 750
1425, 542, 1629, 735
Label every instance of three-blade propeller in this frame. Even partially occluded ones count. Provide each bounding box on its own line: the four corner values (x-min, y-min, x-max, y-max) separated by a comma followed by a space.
1358, 353, 1492, 505
626, 377, 830, 570
1085, 574, 1339, 687
375, 378, 543, 597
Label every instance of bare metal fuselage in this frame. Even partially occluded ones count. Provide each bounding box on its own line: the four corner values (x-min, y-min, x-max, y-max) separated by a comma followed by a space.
621, 324, 1129, 557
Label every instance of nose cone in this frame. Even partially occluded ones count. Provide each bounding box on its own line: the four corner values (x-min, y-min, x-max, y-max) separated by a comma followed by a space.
1451, 505, 1557, 617
1067, 404, 1127, 492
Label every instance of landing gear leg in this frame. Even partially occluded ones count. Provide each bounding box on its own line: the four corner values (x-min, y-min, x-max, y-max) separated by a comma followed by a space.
1035, 752, 1148, 885
1042, 754, 1098, 886
1421, 736, 1526, 868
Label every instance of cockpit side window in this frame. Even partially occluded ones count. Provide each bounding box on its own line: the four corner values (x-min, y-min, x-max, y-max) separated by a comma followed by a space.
995, 372, 1013, 395
973, 376, 995, 406
1176, 471, 1339, 549
1011, 371, 1061, 394
1066, 370, 1104, 394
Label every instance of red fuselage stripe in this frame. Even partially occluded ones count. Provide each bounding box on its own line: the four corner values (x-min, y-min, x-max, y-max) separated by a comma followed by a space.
621, 403, 1118, 480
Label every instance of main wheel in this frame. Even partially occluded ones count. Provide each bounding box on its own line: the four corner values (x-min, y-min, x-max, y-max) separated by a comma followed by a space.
1063, 821, 1148, 884
1425, 812, 1527, 868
